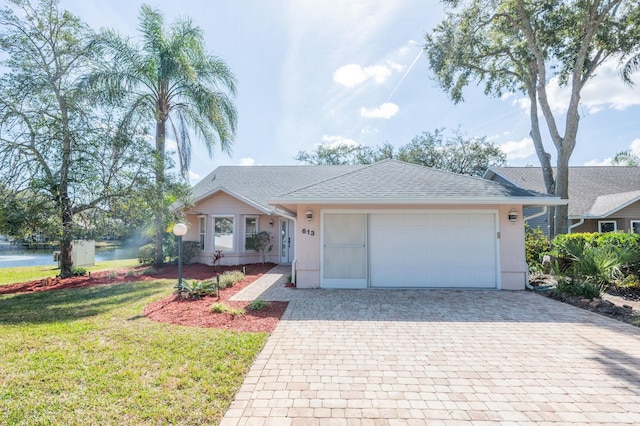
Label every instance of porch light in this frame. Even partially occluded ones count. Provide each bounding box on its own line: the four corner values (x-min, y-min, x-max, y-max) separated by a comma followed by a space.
305, 209, 313, 222
508, 209, 518, 223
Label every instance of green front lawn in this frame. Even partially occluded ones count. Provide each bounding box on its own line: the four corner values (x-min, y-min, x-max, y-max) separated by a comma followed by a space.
0, 279, 267, 425
0, 258, 140, 286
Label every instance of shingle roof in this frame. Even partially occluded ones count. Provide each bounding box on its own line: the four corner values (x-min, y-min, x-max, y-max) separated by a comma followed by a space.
272, 159, 556, 203
190, 164, 365, 211
488, 166, 640, 217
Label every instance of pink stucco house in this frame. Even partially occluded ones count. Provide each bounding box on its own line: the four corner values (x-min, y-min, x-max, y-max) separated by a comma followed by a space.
179, 160, 564, 290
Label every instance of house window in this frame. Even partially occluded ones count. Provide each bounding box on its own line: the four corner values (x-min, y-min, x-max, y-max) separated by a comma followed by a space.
198, 216, 206, 250
245, 216, 259, 252
213, 216, 234, 252
598, 220, 617, 233
631, 220, 640, 234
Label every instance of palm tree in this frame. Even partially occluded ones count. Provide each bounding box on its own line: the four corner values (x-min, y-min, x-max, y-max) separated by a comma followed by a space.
86, 5, 237, 266
622, 53, 639, 86
613, 150, 640, 167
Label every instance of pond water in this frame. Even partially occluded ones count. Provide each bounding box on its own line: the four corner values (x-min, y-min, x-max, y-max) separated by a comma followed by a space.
0, 243, 138, 268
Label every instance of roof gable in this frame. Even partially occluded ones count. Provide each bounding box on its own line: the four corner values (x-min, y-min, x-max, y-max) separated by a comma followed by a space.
190, 164, 364, 211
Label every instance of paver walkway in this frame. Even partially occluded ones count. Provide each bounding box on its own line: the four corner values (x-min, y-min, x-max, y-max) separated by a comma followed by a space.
223, 266, 640, 425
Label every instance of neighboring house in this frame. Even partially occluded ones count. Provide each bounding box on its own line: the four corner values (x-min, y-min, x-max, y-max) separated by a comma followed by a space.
181, 159, 562, 290
484, 166, 640, 235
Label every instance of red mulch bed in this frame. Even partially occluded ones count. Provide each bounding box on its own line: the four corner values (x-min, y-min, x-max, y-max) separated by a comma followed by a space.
1, 263, 288, 333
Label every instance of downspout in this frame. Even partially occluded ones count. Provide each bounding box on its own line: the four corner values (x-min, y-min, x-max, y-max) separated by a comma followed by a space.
567, 217, 584, 234
291, 217, 297, 285
524, 206, 548, 222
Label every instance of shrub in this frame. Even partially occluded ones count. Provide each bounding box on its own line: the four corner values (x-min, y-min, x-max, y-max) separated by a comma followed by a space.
552, 232, 640, 285
210, 302, 228, 313
554, 276, 605, 299
219, 270, 245, 288
72, 267, 88, 276
179, 280, 216, 299
248, 299, 270, 311
181, 241, 201, 265
525, 225, 550, 270
138, 243, 155, 265
140, 267, 157, 276
210, 302, 245, 317
246, 231, 273, 263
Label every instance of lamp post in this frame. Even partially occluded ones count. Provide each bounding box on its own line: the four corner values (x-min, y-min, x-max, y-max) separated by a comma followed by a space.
173, 223, 188, 292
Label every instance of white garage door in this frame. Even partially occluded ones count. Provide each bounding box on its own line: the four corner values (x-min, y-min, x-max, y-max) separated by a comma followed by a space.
369, 212, 498, 288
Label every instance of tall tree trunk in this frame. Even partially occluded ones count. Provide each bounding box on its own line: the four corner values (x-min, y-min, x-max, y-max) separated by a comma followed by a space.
59, 96, 74, 278
59, 196, 74, 278
154, 118, 166, 267
554, 155, 570, 235
526, 84, 557, 239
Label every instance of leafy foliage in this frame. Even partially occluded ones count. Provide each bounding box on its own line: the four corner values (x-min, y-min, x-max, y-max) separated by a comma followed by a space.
84, 4, 238, 266
552, 232, 640, 286
554, 276, 606, 299
248, 299, 270, 311
295, 128, 505, 177
0, 0, 155, 276
178, 279, 217, 299
138, 244, 156, 265
210, 302, 246, 317
246, 231, 273, 263
525, 225, 550, 270
424, 0, 640, 235
219, 270, 245, 289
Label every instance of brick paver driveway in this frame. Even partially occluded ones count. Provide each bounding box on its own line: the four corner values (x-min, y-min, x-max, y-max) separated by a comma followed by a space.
223, 266, 640, 425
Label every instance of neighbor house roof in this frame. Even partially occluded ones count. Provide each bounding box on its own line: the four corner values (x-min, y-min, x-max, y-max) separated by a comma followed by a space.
484, 166, 640, 218
271, 160, 563, 205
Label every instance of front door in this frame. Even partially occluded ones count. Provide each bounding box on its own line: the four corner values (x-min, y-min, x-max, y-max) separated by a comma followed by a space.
280, 219, 293, 263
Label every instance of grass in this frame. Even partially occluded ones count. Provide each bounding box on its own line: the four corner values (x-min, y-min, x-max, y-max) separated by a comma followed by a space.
0, 279, 267, 425
0, 258, 139, 286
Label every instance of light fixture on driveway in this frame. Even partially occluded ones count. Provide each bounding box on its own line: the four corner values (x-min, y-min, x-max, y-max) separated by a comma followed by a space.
173, 223, 188, 291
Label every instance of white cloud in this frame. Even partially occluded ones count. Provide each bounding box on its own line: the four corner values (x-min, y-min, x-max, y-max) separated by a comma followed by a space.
360, 102, 399, 119
321, 134, 359, 148
512, 58, 640, 115
360, 126, 379, 134
388, 61, 404, 72
239, 157, 255, 166
188, 170, 201, 181
499, 137, 535, 161
398, 40, 419, 56
583, 138, 640, 166
333, 64, 395, 87
584, 157, 615, 166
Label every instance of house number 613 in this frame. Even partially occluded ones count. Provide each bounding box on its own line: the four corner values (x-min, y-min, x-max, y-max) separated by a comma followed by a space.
302, 228, 315, 236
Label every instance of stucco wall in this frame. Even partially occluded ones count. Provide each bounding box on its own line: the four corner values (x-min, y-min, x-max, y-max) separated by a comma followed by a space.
293, 204, 528, 290
182, 191, 280, 266
497, 205, 526, 290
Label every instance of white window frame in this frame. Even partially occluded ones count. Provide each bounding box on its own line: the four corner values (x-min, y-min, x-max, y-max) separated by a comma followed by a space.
198, 215, 206, 251
598, 220, 617, 233
244, 216, 259, 252
213, 215, 235, 253
631, 220, 640, 234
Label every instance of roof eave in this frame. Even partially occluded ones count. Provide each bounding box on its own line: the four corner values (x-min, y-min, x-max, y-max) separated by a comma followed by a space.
269, 196, 567, 206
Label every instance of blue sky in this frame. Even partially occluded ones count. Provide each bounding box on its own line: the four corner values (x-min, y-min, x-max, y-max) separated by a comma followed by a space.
60, 0, 640, 182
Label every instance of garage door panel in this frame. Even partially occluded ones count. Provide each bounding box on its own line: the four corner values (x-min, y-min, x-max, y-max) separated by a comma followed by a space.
369, 212, 497, 288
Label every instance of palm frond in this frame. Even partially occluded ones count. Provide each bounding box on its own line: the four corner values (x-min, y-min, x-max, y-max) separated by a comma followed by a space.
622, 53, 640, 86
